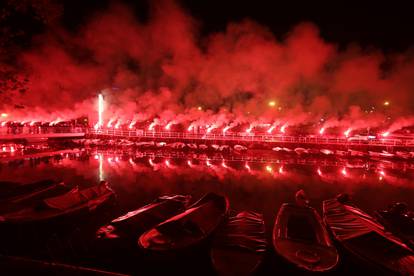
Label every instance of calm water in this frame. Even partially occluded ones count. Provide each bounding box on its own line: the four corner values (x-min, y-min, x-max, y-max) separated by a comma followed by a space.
1, 149, 413, 228
1, 148, 414, 274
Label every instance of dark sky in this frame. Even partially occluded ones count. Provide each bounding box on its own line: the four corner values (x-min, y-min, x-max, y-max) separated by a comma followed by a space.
61, 0, 414, 52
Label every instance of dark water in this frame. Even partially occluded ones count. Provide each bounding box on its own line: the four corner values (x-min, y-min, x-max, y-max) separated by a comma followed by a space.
1, 148, 414, 274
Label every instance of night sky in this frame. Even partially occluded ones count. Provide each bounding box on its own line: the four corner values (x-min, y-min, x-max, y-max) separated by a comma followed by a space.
61, 0, 414, 51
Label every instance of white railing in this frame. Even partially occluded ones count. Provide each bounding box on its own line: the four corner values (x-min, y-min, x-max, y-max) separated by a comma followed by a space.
88, 128, 414, 147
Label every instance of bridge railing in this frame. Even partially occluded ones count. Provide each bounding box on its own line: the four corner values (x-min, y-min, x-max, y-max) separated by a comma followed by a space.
87, 128, 414, 147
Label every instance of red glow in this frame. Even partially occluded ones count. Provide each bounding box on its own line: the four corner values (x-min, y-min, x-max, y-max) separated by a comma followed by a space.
317, 168, 323, 176
107, 119, 115, 128
206, 125, 216, 133
222, 125, 231, 134
129, 120, 136, 129
165, 122, 174, 130
148, 121, 156, 131
267, 125, 276, 134
319, 127, 325, 135
341, 167, 347, 176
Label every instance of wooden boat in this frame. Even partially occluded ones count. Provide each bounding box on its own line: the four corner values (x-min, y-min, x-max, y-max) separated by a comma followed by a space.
273, 203, 338, 272
0, 181, 73, 214
323, 198, 414, 274
375, 203, 414, 250
96, 195, 191, 243
211, 211, 267, 275
0, 181, 114, 224
0, 180, 55, 202
138, 193, 229, 252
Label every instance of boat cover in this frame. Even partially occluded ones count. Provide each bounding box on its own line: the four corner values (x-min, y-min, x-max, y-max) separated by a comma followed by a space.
44, 183, 110, 210
324, 199, 410, 249
214, 211, 266, 253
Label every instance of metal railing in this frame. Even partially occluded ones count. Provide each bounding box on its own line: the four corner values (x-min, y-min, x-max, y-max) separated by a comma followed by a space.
88, 128, 414, 147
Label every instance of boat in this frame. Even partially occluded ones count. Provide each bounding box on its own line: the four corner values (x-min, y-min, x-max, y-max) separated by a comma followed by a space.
273, 202, 338, 272
211, 211, 267, 275
320, 149, 333, 155
0, 181, 73, 214
396, 151, 411, 159
96, 195, 190, 243
0, 179, 55, 202
294, 148, 309, 155
0, 181, 114, 224
138, 193, 229, 252
348, 149, 365, 157
375, 202, 414, 250
323, 197, 414, 274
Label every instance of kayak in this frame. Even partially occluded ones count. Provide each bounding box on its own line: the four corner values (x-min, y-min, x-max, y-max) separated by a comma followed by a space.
273, 203, 338, 272
323, 198, 414, 274
138, 193, 229, 252
0, 181, 114, 224
211, 211, 267, 275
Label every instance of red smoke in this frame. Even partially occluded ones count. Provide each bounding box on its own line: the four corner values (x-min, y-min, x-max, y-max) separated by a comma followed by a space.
1, 1, 414, 134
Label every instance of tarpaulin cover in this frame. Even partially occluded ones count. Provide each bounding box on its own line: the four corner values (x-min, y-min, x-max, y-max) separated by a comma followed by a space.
214, 211, 267, 253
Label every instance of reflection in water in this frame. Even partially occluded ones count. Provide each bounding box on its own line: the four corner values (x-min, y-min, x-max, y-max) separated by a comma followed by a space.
0, 149, 413, 229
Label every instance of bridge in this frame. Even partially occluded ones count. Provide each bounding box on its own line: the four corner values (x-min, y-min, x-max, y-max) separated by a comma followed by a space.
2, 127, 414, 150
87, 128, 414, 149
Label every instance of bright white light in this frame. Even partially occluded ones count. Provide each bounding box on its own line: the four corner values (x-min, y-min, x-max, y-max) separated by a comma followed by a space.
319, 127, 325, 135
98, 94, 104, 128
344, 128, 351, 137
267, 125, 276, 134
1, 113, 8, 118
99, 153, 104, 181
222, 125, 231, 134
381, 131, 390, 137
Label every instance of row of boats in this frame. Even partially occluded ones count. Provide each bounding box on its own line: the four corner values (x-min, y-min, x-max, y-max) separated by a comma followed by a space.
0, 180, 413, 274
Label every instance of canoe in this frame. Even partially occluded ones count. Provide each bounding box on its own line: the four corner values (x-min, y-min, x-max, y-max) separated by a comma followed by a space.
323, 198, 414, 274
138, 192, 229, 252
96, 195, 191, 242
211, 211, 267, 275
375, 203, 414, 250
273, 203, 338, 272
0, 181, 114, 224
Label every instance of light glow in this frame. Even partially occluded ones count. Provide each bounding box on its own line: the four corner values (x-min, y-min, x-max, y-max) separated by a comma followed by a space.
98, 94, 104, 128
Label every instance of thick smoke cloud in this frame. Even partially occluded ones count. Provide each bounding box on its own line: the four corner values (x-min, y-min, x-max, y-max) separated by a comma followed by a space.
1, 1, 414, 132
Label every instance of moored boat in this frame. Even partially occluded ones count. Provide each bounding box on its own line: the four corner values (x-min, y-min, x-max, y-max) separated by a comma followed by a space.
323, 197, 414, 274
0, 180, 55, 202
0, 181, 114, 224
138, 192, 229, 252
375, 202, 414, 250
211, 211, 267, 275
96, 195, 191, 243
273, 202, 338, 272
